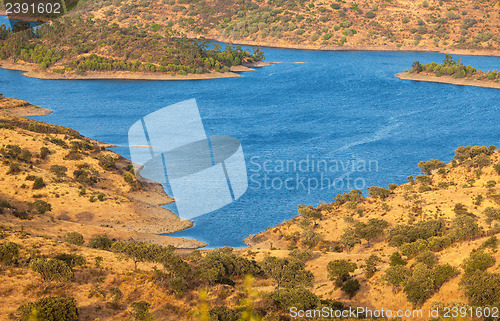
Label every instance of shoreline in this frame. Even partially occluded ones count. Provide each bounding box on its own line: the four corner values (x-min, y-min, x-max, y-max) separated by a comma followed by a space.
0, 60, 272, 81
200, 34, 500, 58
396, 72, 500, 90
0, 95, 207, 249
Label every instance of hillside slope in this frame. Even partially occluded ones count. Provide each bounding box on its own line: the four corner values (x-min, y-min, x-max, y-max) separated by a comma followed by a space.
246, 146, 500, 316
75, 0, 500, 54
0, 99, 204, 248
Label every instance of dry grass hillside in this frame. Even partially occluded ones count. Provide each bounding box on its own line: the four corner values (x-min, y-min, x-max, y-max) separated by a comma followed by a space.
76, 0, 500, 54
246, 146, 500, 318
1, 93, 500, 320
0, 97, 204, 249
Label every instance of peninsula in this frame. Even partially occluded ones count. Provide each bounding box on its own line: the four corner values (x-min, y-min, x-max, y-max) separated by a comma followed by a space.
0, 17, 266, 80
398, 54, 500, 89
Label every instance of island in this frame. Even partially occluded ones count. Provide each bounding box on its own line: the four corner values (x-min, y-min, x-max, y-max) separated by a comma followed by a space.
398, 54, 500, 89
0, 17, 267, 80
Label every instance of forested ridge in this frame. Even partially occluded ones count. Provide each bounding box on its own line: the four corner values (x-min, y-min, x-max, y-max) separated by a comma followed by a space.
0, 17, 264, 75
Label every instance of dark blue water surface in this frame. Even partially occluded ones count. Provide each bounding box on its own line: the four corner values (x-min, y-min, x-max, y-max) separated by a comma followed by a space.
1, 16, 499, 247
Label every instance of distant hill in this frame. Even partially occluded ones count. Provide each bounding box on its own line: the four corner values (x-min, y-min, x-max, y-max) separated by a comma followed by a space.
73, 0, 500, 53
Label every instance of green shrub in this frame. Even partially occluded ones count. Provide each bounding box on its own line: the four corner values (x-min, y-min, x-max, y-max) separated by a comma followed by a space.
40, 147, 50, 159
404, 263, 435, 306
89, 234, 112, 250
327, 259, 356, 281
50, 165, 68, 177
17, 296, 78, 321
7, 162, 21, 174
415, 251, 438, 267
209, 306, 239, 321
385, 265, 411, 290
341, 278, 360, 298
0, 241, 19, 265
73, 170, 97, 186
365, 11, 375, 18
481, 236, 498, 249
389, 251, 407, 266
434, 263, 459, 288
32, 177, 45, 190
97, 154, 116, 170
268, 288, 319, 311
54, 253, 86, 267
64, 232, 84, 246
28, 200, 52, 214
30, 258, 74, 284
261, 255, 312, 288
462, 250, 494, 274
367, 186, 391, 200
130, 301, 153, 321
123, 172, 134, 183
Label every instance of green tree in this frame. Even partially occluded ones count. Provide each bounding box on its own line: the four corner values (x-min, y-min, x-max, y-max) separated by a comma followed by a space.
462, 250, 494, 274
367, 186, 391, 200
30, 258, 74, 289
340, 227, 361, 254
354, 218, 389, 245
451, 215, 482, 241
418, 159, 446, 175
17, 296, 78, 321
415, 251, 438, 267
460, 271, 500, 306
327, 259, 356, 282
364, 254, 382, 278
404, 263, 435, 307
261, 255, 313, 289
197, 247, 258, 284
385, 265, 410, 292
297, 204, 322, 225
434, 264, 459, 289
112, 241, 163, 270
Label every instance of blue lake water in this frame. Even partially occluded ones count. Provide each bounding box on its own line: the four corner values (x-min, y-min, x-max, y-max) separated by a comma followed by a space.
1, 16, 499, 248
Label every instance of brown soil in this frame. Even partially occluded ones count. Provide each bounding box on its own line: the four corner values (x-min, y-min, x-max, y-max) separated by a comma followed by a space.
397, 71, 500, 89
